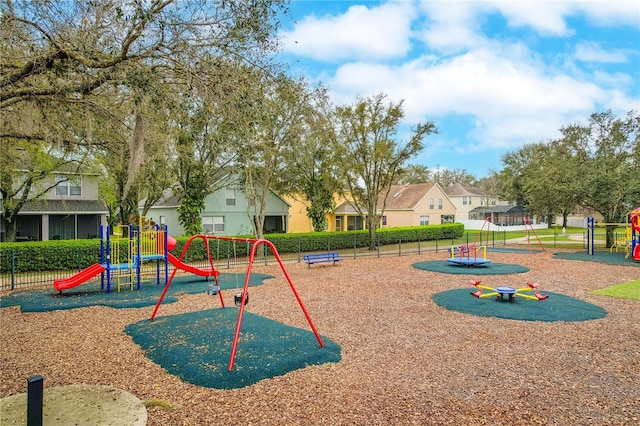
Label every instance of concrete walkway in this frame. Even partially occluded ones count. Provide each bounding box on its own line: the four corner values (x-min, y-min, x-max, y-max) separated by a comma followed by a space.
0, 384, 147, 425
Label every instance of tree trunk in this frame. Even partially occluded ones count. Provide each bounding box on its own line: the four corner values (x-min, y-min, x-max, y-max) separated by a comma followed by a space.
605, 225, 616, 248
366, 214, 379, 250
2, 217, 17, 242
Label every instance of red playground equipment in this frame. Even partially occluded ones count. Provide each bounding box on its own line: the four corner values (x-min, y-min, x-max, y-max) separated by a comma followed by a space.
470, 280, 549, 302
448, 218, 492, 266
631, 207, 640, 261
150, 235, 325, 371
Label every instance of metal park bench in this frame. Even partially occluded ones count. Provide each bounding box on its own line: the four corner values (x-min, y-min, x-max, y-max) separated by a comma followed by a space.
303, 252, 343, 267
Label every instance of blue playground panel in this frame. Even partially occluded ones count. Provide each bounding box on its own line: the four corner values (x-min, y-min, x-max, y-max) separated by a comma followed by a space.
446, 258, 492, 266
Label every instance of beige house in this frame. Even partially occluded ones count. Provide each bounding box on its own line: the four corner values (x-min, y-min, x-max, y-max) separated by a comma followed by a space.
377, 183, 457, 228
284, 184, 457, 232
281, 194, 314, 233
444, 183, 497, 220
328, 183, 456, 231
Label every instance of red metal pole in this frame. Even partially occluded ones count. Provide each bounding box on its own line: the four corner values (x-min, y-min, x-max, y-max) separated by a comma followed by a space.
228, 238, 324, 371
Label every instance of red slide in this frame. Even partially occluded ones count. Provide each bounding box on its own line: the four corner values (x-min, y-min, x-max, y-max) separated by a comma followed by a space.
167, 253, 220, 277
54, 263, 106, 292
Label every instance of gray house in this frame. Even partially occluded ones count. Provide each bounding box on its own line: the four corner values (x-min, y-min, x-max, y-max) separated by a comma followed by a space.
142, 180, 291, 237
1, 168, 108, 241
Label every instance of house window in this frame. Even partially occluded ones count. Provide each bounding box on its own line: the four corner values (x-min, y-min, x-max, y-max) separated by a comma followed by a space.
382, 215, 387, 226
202, 216, 225, 233
225, 188, 236, 206
463, 196, 472, 205
335, 216, 342, 231
438, 198, 443, 210
347, 216, 364, 231
420, 215, 429, 226
55, 175, 81, 196
159, 216, 165, 225
429, 198, 434, 209
442, 215, 455, 223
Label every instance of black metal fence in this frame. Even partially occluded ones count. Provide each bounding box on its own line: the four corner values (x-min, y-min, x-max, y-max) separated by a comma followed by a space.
0, 229, 614, 292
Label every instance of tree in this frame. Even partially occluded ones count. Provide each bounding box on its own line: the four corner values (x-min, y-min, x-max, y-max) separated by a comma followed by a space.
220, 71, 315, 238
434, 168, 477, 187
277, 85, 338, 232
394, 164, 431, 184
1, 0, 287, 231
333, 93, 437, 249
563, 110, 640, 246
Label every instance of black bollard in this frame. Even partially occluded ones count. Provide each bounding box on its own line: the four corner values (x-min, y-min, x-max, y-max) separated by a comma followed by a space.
27, 375, 43, 426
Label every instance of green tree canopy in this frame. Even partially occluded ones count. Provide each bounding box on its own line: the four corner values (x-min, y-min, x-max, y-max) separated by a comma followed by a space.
333, 93, 437, 249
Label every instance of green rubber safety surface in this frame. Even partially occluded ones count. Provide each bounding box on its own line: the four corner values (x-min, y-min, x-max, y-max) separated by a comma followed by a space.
553, 250, 640, 266
412, 260, 529, 275
0, 273, 273, 313
125, 308, 342, 390
433, 288, 607, 322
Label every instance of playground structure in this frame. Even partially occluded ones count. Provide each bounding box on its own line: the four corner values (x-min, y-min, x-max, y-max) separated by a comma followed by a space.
470, 280, 549, 302
448, 218, 492, 266
633, 208, 640, 260
150, 235, 325, 371
53, 218, 233, 294
53, 218, 169, 293
588, 209, 640, 261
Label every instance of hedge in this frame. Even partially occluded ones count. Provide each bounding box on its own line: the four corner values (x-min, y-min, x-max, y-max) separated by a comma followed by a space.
0, 223, 464, 273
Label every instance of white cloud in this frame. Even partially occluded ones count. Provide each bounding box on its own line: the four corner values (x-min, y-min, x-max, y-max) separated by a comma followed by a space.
574, 42, 628, 63
416, 2, 489, 54
328, 46, 622, 149
279, 2, 416, 62
578, 1, 640, 26
281, 0, 639, 174
490, 1, 574, 36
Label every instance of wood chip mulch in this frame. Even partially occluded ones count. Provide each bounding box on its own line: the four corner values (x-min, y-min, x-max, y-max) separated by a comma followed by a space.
1, 250, 639, 425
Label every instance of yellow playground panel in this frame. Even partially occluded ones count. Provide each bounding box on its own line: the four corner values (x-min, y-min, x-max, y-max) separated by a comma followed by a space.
106, 218, 166, 292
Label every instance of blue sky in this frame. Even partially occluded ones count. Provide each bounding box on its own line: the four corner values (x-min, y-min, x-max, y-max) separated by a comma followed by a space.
275, 1, 640, 179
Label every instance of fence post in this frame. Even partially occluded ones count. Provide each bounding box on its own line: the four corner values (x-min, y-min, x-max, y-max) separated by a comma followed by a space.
11, 250, 16, 290
353, 235, 357, 259
27, 375, 43, 426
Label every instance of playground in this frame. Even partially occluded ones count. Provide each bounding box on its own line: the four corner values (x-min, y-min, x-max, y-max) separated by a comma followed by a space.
1, 246, 639, 424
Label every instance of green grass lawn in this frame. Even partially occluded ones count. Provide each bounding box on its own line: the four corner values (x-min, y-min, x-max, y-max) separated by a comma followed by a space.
591, 279, 640, 301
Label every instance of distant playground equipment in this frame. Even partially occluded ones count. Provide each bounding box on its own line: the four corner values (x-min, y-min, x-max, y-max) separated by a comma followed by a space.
53, 218, 233, 294
447, 244, 491, 266
53, 218, 170, 294
470, 280, 549, 302
448, 218, 492, 266
633, 208, 640, 260
520, 216, 546, 252
150, 235, 325, 371
587, 209, 640, 261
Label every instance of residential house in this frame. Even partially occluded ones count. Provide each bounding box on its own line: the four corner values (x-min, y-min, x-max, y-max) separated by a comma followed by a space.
444, 183, 497, 220
281, 194, 314, 233
329, 183, 456, 231
468, 204, 529, 226
0, 168, 108, 241
142, 180, 291, 237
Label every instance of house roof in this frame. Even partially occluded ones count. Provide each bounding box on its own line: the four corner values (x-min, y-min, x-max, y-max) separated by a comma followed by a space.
143, 188, 181, 208
379, 183, 437, 210
143, 185, 291, 209
19, 199, 108, 214
469, 205, 525, 214
444, 183, 488, 197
